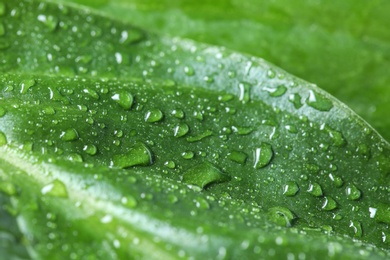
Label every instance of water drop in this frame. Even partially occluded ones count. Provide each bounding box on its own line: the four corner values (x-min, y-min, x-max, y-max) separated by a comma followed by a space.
182, 161, 230, 189
372, 203, 390, 224
345, 184, 361, 201
181, 151, 194, 159
173, 123, 189, 138
349, 221, 363, 238
267, 69, 276, 78
0, 131, 7, 146
325, 127, 346, 147
356, 144, 370, 159
37, 14, 58, 32
329, 173, 343, 188
168, 194, 178, 204
164, 161, 176, 169
285, 125, 297, 133
0, 181, 17, 196
83, 88, 99, 99
184, 66, 194, 76
218, 94, 234, 102
112, 142, 153, 168
227, 150, 247, 165
41, 179, 68, 198
193, 110, 203, 121
307, 182, 323, 197
267, 207, 295, 227
231, 126, 253, 135
171, 109, 185, 119
60, 128, 79, 141
186, 130, 212, 143
83, 144, 97, 156
0, 107, 6, 117
264, 85, 287, 97
283, 181, 299, 196
238, 82, 251, 103
121, 196, 137, 208
321, 196, 337, 211
145, 109, 163, 123
67, 153, 83, 162
194, 197, 210, 210
111, 90, 133, 110
20, 79, 36, 94
306, 90, 333, 111
253, 143, 273, 169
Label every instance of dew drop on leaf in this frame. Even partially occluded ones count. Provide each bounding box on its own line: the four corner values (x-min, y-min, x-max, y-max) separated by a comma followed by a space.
349, 220, 363, 238
171, 109, 185, 119
186, 130, 212, 143
164, 161, 176, 169
182, 161, 230, 189
121, 196, 137, 208
184, 66, 194, 76
37, 14, 58, 32
345, 183, 361, 201
194, 197, 210, 210
60, 128, 79, 141
328, 173, 344, 188
253, 142, 273, 169
307, 182, 323, 197
267, 206, 295, 227
283, 181, 299, 196
112, 142, 153, 168
264, 85, 287, 97
0, 131, 7, 146
181, 151, 194, 159
173, 123, 189, 138
145, 109, 163, 123
20, 78, 36, 94
227, 150, 248, 165
41, 179, 68, 198
83, 144, 97, 156
111, 90, 133, 110
306, 90, 333, 111
238, 82, 251, 103
321, 196, 337, 211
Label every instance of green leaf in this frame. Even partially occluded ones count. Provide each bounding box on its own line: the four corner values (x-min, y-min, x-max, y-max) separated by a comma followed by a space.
0, 0, 389, 259
62, 0, 390, 142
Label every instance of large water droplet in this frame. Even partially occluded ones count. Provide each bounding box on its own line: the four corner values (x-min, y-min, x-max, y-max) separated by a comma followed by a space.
227, 150, 247, 165
83, 144, 97, 156
307, 182, 323, 197
60, 128, 79, 141
345, 183, 361, 201
306, 90, 333, 111
41, 179, 68, 198
321, 196, 337, 211
186, 130, 213, 143
288, 93, 303, 109
182, 161, 230, 189
83, 88, 100, 99
173, 123, 189, 138
20, 79, 36, 94
111, 90, 133, 110
112, 142, 153, 168
37, 14, 58, 32
329, 173, 343, 188
349, 220, 363, 238
264, 85, 287, 97
182, 151, 194, 159
283, 181, 299, 196
253, 143, 273, 169
267, 206, 295, 227
145, 109, 163, 123
0, 131, 7, 146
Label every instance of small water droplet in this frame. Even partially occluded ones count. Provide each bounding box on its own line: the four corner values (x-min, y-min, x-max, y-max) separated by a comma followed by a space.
194, 197, 210, 210
324, 127, 346, 147
37, 14, 58, 32
182, 161, 230, 189
186, 130, 212, 143
181, 151, 194, 159
349, 220, 363, 238
227, 150, 247, 165
193, 110, 203, 121
267, 69, 276, 78
60, 128, 79, 141
321, 196, 337, 211
238, 82, 251, 103
372, 203, 390, 224
112, 142, 153, 168
121, 196, 137, 208
184, 66, 194, 76
0, 181, 17, 196
264, 85, 287, 97
306, 90, 333, 111
111, 91, 133, 110
173, 123, 189, 138
356, 144, 370, 159
83, 144, 97, 156
345, 184, 361, 201
307, 182, 323, 197
329, 173, 343, 188
20, 79, 36, 94
67, 153, 83, 162
285, 125, 297, 133
164, 161, 176, 169
267, 206, 295, 227
168, 194, 178, 204
218, 94, 234, 102
253, 143, 273, 169
83, 88, 100, 99
171, 109, 185, 119
283, 181, 299, 196
0, 131, 7, 146
145, 109, 163, 123
41, 179, 68, 198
